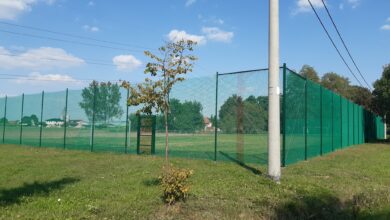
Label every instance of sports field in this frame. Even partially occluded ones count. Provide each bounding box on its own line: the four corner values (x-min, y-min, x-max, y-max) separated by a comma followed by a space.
1, 125, 269, 164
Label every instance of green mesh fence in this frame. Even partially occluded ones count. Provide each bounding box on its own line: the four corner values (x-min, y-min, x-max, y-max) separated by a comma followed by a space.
306, 80, 321, 159
0, 65, 386, 167
282, 67, 385, 166
333, 93, 342, 150
284, 69, 306, 165
216, 70, 271, 165
321, 88, 333, 154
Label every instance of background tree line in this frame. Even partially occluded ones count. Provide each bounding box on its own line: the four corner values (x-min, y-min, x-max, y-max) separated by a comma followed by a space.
299, 64, 389, 124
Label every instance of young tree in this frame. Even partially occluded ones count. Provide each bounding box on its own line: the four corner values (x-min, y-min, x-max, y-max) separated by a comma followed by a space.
372, 64, 390, 123
299, 65, 320, 83
79, 81, 123, 124
122, 40, 197, 161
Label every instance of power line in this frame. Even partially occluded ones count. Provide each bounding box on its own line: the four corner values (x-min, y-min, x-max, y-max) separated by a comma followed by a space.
307, 0, 364, 88
320, 0, 372, 90
0, 21, 156, 51
0, 29, 146, 53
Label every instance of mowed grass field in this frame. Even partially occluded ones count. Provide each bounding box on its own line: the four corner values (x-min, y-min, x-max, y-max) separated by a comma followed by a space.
1, 125, 269, 164
0, 142, 389, 219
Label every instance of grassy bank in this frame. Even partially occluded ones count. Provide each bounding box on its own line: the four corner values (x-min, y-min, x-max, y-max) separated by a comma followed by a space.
0, 143, 389, 219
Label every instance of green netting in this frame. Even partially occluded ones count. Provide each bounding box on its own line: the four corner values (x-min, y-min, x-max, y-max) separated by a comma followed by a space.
284, 70, 306, 165
321, 88, 333, 154
153, 75, 217, 161
66, 89, 92, 151
93, 87, 128, 153
348, 101, 354, 146
21, 93, 42, 147
341, 97, 348, 147
41, 91, 66, 148
306, 80, 321, 159
353, 104, 358, 145
4, 95, 22, 145
333, 93, 341, 150
216, 70, 270, 165
0, 97, 5, 143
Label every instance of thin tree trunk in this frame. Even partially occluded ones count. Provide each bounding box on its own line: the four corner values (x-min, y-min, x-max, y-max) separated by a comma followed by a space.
164, 111, 169, 161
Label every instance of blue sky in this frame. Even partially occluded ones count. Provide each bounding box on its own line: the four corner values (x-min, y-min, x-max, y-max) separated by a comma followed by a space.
0, 0, 389, 96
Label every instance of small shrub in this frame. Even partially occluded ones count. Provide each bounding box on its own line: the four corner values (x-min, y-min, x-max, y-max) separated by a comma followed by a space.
159, 165, 193, 205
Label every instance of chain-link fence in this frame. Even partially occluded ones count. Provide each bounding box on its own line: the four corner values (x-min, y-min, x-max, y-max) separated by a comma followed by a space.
0, 65, 386, 166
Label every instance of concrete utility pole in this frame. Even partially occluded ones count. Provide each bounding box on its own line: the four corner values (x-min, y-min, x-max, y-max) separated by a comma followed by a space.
268, 0, 281, 181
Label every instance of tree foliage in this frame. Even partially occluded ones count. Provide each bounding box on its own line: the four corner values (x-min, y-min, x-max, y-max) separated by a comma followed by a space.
320, 72, 351, 97
299, 65, 320, 83
372, 64, 390, 123
21, 114, 39, 126
79, 81, 123, 124
349, 85, 373, 110
122, 40, 198, 161
219, 95, 267, 134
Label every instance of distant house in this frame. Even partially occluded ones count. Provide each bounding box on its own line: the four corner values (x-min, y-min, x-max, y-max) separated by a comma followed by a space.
69, 120, 87, 128
204, 117, 213, 132
45, 118, 64, 127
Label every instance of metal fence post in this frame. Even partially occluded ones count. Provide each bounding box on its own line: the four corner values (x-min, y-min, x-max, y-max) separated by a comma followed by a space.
63, 88, 68, 149
304, 77, 308, 160
340, 96, 342, 148
320, 86, 323, 156
214, 72, 218, 162
282, 64, 287, 166
125, 88, 129, 154
39, 91, 44, 147
19, 93, 24, 145
2, 96, 7, 143
91, 84, 97, 152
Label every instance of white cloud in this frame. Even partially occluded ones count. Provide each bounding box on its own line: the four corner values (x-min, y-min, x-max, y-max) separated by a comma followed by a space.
294, 0, 325, 14
198, 14, 225, 25
167, 30, 206, 45
185, 0, 196, 7
14, 72, 81, 84
113, 55, 142, 72
202, 27, 234, 43
0, 0, 55, 20
347, 0, 360, 8
381, 24, 390, 31
0, 46, 84, 70
83, 25, 100, 32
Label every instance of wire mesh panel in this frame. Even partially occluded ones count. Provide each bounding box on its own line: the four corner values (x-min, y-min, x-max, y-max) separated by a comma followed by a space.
306, 80, 321, 159
353, 103, 358, 145
321, 88, 333, 154
341, 97, 348, 147
153, 75, 216, 161
217, 70, 270, 165
284, 70, 305, 165
4, 95, 22, 145
348, 101, 354, 146
21, 93, 42, 147
93, 85, 128, 153
41, 91, 66, 148
333, 93, 342, 150
0, 97, 5, 143
65, 89, 91, 151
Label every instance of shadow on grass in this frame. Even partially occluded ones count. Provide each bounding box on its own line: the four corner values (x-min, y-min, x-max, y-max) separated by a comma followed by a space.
0, 177, 80, 206
272, 191, 390, 220
219, 151, 262, 175
143, 178, 160, 187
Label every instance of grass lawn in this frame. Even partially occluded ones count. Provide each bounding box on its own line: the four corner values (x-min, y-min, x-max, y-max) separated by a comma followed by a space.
0, 143, 389, 219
